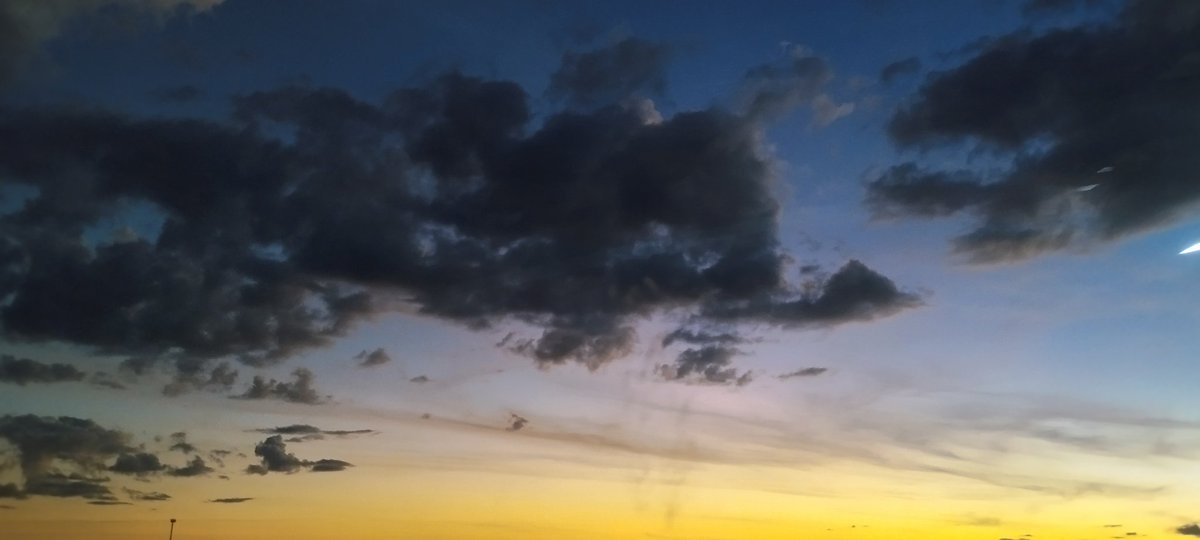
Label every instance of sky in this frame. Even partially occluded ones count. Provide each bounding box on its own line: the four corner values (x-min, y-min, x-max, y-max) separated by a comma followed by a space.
2, 0, 1200, 539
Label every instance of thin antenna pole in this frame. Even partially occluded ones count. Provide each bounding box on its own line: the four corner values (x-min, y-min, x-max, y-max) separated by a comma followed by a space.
169, 518, 176, 540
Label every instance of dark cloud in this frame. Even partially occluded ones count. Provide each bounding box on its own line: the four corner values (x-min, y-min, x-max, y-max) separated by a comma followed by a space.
151, 84, 203, 103
778, 367, 828, 379
1179, 524, 1200, 537
236, 369, 323, 404
124, 488, 170, 501
0, 44, 915, 379
309, 459, 353, 472
88, 500, 131, 506
506, 414, 528, 432
0, 354, 86, 385
168, 456, 213, 477
208, 497, 253, 503
409, 375, 429, 383
875, 0, 1200, 262
880, 56, 922, 83
109, 452, 165, 475
354, 347, 391, 368
657, 346, 752, 386
246, 435, 351, 474
548, 38, 670, 107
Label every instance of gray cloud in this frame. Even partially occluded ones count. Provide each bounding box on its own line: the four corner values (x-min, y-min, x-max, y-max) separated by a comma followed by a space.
880, 56, 921, 83
354, 348, 391, 368
168, 455, 213, 477
1179, 523, 1200, 537
109, 452, 165, 475
1021, 0, 1103, 18
162, 362, 238, 397
168, 432, 196, 453
661, 329, 746, 347
0, 415, 129, 482
0, 354, 85, 385
0, 483, 26, 499
738, 46, 835, 121
250, 435, 302, 473
778, 367, 828, 379
548, 38, 670, 107
89, 372, 126, 390
0, 0, 223, 88
251, 424, 375, 443
208, 497, 253, 503
24, 473, 114, 501
873, 0, 1200, 262
236, 369, 323, 405
124, 488, 170, 501
151, 84, 203, 103
657, 345, 752, 386
309, 459, 353, 472
700, 260, 921, 327
409, 375, 429, 383
246, 435, 351, 475
506, 414, 528, 432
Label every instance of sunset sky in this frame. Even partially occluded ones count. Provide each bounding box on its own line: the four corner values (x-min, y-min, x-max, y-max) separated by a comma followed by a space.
3, 1, 1200, 539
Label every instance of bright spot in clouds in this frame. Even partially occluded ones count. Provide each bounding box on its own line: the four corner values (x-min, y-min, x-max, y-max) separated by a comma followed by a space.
1180, 242, 1200, 255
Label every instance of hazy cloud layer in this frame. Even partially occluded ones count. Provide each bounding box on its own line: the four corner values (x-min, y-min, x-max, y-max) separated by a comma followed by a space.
0, 354, 85, 385
872, 0, 1200, 262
